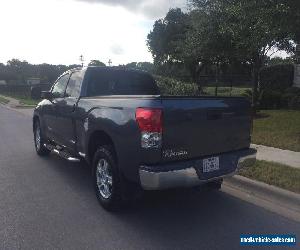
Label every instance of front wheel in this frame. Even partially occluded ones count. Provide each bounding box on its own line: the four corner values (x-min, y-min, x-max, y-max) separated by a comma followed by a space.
34, 120, 50, 156
93, 145, 123, 211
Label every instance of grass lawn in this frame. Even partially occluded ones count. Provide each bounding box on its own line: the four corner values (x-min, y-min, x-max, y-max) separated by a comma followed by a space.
252, 110, 300, 152
203, 87, 250, 96
0, 96, 10, 104
18, 97, 39, 106
239, 160, 300, 194
1, 94, 39, 106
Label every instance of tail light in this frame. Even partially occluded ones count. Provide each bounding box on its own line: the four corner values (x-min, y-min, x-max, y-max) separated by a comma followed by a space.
136, 108, 162, 148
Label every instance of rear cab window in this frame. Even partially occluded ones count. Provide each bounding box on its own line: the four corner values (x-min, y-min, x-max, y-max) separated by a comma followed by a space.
85, 68, 160, 96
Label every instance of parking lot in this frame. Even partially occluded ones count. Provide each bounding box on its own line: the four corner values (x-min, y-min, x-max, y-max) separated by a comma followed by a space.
0, 105, 299, 250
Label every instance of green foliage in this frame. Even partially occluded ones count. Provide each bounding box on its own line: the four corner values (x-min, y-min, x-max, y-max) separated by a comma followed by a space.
259, 90, 282, 109
123, 62, 154, 73
0, 59, 80, 84
154, 76, 200, 96
259, 64, 294, 92
148, 0, 300, 104
0, 96, 9, 104
281, 87, 300, 110
147, 8, 189, 64
242, 89, 253, 102
239, 160, 300, 193
267, 56, 295, 66
88, 60, 106, 66
204, 87, 250, 96
252, 110, 300, 151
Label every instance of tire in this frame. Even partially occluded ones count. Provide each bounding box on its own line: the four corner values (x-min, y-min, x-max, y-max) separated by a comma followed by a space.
34, 120, 50, 156
93, 145, 123, 211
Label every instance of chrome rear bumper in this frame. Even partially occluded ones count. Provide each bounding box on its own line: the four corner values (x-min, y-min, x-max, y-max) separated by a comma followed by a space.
139, 148, 256, 190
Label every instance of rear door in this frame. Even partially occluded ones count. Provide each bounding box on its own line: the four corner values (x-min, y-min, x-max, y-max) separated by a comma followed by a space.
161, 97, 252, 162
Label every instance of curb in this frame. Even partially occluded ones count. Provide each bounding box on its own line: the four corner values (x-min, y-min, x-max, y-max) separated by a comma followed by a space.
223, 175, 300, 221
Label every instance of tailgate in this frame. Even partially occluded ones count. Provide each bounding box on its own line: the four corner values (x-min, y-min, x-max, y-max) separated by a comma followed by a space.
161, 97, 252, 162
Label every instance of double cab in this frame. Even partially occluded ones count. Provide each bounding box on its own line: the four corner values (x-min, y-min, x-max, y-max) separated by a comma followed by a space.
33, 66, 256, 210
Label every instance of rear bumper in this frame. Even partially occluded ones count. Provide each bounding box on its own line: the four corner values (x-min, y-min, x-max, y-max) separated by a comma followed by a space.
139, 148, 256, 190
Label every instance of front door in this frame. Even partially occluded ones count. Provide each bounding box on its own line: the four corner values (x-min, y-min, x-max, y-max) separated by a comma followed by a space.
54, 71, 83, 152
46, 73, 70, 143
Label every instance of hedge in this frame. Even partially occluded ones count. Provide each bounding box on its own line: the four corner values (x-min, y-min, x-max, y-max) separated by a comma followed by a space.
154, 75, 200, 96
259, 64, 294, 92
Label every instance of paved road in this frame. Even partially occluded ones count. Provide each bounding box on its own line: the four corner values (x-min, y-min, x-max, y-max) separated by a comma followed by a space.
0, 105, 299, 250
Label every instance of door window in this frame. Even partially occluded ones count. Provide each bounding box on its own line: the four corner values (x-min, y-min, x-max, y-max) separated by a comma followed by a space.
51, 74, 70, 98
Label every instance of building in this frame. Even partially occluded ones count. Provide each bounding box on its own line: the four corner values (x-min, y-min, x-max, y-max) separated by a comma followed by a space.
27, 78, 41, 85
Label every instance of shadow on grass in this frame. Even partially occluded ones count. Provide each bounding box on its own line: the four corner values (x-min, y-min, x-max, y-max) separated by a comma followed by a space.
253, 112, 270, 119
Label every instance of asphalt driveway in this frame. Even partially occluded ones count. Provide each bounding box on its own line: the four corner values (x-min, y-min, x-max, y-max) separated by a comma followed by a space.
0, 105, 299, 250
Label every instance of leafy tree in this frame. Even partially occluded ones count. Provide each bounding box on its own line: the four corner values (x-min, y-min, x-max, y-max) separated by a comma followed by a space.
124, 62, 154, 73
0, 59, 79, 85
88, 60, 106, 66
148, 8, 204, 86
189, 0, 297, 106
147, 8, 189, 64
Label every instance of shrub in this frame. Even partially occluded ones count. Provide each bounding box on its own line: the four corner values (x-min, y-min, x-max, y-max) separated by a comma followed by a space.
242, 89, 253, 101
281, 87, 300, 110
259, 90, 282, 109
259, 64, 294, 92
154, 75, 200, 96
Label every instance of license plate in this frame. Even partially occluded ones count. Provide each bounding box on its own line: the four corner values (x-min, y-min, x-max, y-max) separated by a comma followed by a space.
203, 157, 220, 173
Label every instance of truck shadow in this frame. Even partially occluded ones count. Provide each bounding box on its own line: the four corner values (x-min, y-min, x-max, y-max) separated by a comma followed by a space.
44, 155, 296, 250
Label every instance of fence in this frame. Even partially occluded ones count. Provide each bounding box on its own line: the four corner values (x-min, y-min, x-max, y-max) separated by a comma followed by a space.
0, 84, 52, 99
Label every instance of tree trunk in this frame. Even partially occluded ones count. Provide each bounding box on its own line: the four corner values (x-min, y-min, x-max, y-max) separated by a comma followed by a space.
193, 63, 206, 94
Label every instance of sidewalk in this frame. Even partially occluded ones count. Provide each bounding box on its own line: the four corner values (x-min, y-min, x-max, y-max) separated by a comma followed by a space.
251, 144, 300, 169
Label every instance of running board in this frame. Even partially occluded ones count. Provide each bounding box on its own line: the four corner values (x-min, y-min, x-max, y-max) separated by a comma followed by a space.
44, 144, 80, 163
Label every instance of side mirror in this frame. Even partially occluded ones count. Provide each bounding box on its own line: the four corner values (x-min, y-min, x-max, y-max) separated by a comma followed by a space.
41, 91, 53, 100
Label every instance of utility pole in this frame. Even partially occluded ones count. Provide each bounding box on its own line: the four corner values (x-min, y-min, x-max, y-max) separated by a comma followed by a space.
79, 55, 84, 67
108, 59, 112, 67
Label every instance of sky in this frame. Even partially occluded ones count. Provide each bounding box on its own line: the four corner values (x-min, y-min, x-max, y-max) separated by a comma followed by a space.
0, 0, 186, 66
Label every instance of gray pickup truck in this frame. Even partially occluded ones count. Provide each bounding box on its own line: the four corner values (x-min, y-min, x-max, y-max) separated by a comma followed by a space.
33, 66, 256, 210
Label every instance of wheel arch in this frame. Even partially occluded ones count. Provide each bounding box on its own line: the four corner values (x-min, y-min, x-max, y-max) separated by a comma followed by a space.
87, 130, 117, 165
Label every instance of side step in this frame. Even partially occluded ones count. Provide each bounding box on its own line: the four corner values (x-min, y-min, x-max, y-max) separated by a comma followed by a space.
44, 143, 80, 163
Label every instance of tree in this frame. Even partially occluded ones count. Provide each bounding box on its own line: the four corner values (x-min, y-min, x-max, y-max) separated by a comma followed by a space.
148, 8, 204, 86
88, 60, 106, 66
147, 8, 189, 64
189, 0, 296, 106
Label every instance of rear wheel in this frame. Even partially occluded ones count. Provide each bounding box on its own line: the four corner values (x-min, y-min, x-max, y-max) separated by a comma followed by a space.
93, 145, 123, 211
34, 120, 50, 156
